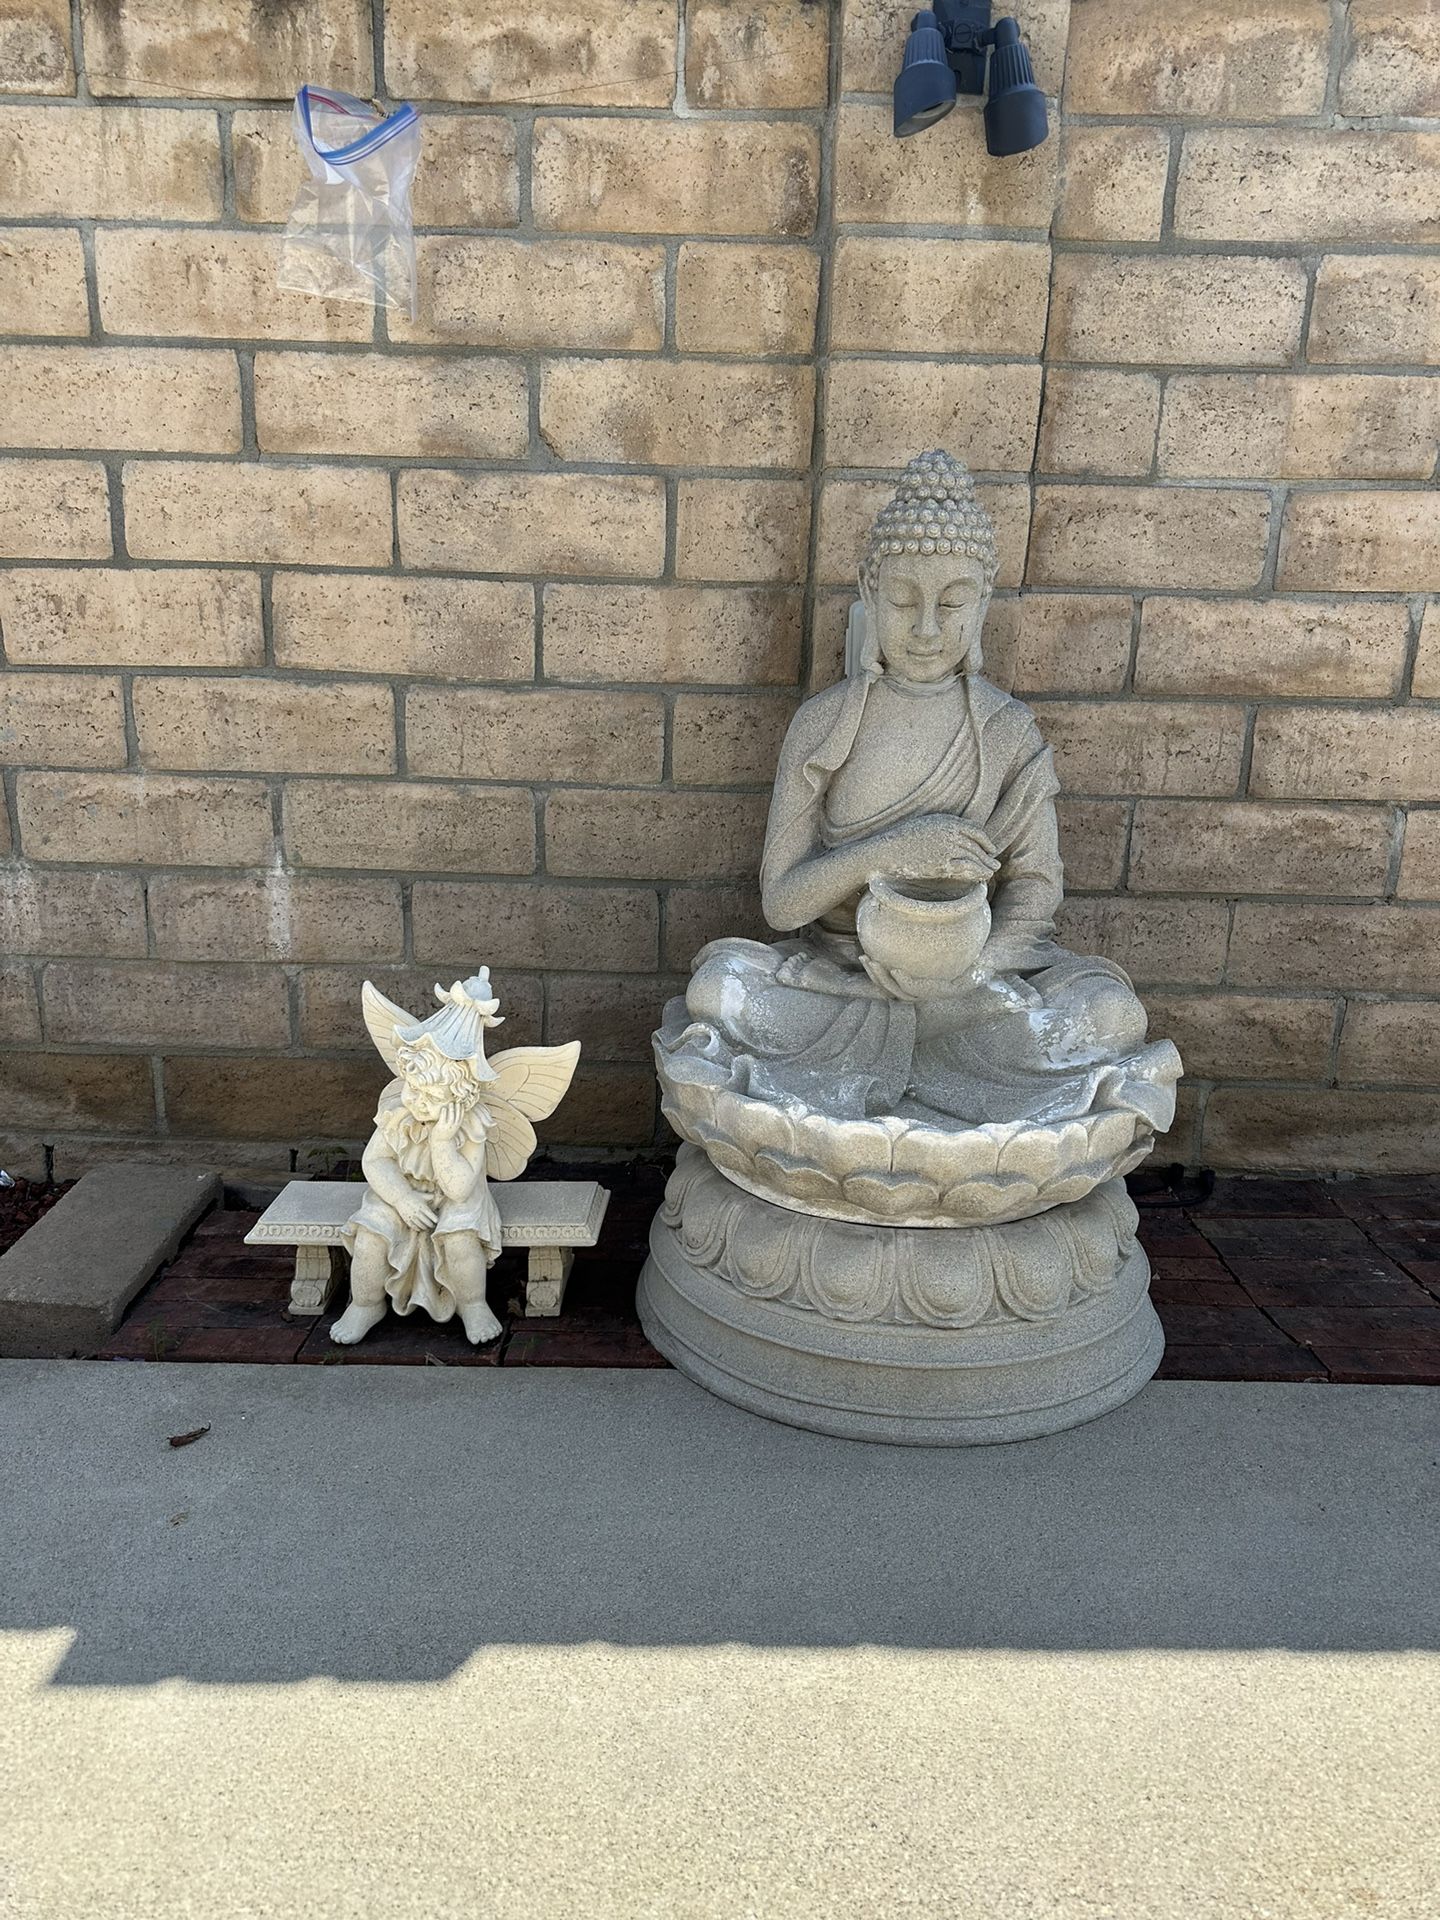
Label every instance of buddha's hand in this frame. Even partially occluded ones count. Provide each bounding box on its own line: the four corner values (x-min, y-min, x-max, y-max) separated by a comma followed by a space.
884, 813, 1000, 884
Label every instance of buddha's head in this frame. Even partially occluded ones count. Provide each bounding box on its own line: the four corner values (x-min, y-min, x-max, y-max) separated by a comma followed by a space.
859, 450, 998, 685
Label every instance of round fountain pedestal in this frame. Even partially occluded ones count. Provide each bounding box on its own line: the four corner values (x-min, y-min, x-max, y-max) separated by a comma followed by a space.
638, 1148, 1163, 1446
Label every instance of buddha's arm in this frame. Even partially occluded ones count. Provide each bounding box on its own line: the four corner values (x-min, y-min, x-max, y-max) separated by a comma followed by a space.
984, 796, 1064, 967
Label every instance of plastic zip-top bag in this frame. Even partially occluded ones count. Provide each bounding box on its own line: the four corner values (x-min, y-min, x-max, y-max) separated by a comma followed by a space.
279, 86, 421, 317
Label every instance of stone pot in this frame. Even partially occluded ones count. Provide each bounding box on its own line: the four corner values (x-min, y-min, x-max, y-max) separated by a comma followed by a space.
857, 877, 991, 989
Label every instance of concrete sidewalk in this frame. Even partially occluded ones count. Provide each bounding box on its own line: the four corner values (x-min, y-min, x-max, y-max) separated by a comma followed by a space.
1, 1363, 1436, 1918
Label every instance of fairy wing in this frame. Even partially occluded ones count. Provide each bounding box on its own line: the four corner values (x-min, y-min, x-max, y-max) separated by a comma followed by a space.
360, 980, 412, 1073
482, 1041, 581, 1182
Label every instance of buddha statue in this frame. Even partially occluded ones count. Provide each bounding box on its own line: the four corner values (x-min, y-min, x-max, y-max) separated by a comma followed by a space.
640, 450, 1182, 1445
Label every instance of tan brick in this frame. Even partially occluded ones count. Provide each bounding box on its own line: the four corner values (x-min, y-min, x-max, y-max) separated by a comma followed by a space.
1277, 492, 1440, 593
1153, 1081, 1203, 1162
392, 237, 663, 350
543, 585, 802, 686
285, 778, 534, 875
398, 470, 665, 579
1135, 598, 1408, 700
1203, 1088, 1440, 1173
1038, 700, 1246, 798
674, 244, 819, 357
298, 966, 541, 1052
1251, 707, 1440, 804
1340, 1002, 1440, 1087
49, 1134, 296, 1181
674, 478, 811, 586
124, 462, 392, 567
533, 117, 820, 237
1054, 126, 1169, 243
1411, 603, 1440, 699
1309, 255, 1440, 367
1055, 897, 1231, 985
0, 344, 240, 453
1055, 797, 1129, 891
255, 352, 528, 460
0, 0, 72, 92
663, 883, 766, 968
95, 229, 370, 344
540, 359, 814, 471
0, 459, 109, 559
1029, 486, 1270, 591
149, 873, 402, 962
1130, 800, 1392, 895
1160, 374, 1440, 483
43, 960, 289, 1048
685, 0, 828, 108
807, 591, 850, 693
0, 961, 40, 1042
1229, 903, 1440, 991
0, 1052, 154, 1133
163, 1055, 379, 1142
538, 1061, 654, 1147
0, 1133, 46, 1180
546, 973, 674, 1063
0, 227, 87, 335
672, 693, 797, 787
1340, 1, 1440, 116
1066, 0, 1329, 117
817, 479, 1030, 589
1036, 370, 1160, 478
1176, 131, 1440, 245
273, 575, 534, 680
0, 672, 123, 767
834, 101, 1056, 230
826, 360, 1042, 473
17, 771, 273, 866
1049, 254, 1308, 367
134, 677, 394, 777
1142, 991, 1336, 1083
81, 0, 370, 99
387, 0, 673, 105
830, 237, 1050, 355
982, 595, 1133, 696
841, 0, 1069, 95
0, 868, 145, 958
406, 687, 664, 785
232, 109, 520, 229
0, 106, 220, 220
1399, 811, 1440, 898
0, 568, 263, 669
545, 789, 768, 880
412, 880, 658, 971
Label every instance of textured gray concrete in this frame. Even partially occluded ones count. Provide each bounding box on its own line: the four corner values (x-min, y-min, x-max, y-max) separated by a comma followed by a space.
0, 1363, 1436, 1919
0, 1164, 219, 1357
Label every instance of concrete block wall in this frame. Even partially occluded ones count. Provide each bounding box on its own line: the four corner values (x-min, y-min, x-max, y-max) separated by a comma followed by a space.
0, 0, 1436, 1178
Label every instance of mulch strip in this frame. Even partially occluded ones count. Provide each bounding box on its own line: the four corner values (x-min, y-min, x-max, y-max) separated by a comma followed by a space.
12, 1160, 1437, 1384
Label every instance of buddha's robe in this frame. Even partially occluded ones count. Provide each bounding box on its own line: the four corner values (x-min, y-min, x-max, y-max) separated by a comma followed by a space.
679, 671, 1174, 1132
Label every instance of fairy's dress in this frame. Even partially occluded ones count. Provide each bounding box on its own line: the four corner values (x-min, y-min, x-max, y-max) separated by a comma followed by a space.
344, 1082, 503, 1323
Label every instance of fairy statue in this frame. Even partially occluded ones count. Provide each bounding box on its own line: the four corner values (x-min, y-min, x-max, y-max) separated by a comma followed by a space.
330, 969, 580, 1346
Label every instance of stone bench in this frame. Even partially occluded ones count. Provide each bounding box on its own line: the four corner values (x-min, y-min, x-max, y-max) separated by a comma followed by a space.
244, 1179, 610, 1319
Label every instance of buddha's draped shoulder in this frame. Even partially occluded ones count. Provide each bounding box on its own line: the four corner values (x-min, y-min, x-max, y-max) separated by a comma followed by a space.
760, 675, 1057, 895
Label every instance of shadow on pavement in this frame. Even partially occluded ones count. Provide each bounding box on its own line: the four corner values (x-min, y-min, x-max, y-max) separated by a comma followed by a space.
1, 1361, 1435, 1684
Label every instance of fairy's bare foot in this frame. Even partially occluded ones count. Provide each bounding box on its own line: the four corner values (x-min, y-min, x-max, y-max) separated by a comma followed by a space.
330, 1300, 387, 1345
459, 1298, 502, 1344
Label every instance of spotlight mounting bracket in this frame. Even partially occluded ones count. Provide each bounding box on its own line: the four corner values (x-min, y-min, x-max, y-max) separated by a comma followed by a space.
929, 0, 994, 95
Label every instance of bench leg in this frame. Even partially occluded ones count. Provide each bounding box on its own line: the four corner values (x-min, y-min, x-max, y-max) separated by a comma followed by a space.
291, 1244, 342, 1317
524, 1246, 574, 1318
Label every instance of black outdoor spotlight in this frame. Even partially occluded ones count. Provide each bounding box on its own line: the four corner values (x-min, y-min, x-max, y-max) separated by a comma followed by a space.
894, 2, 1049, 157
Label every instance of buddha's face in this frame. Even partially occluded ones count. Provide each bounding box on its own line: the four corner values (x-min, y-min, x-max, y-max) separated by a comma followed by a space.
870, 553, 988, 684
